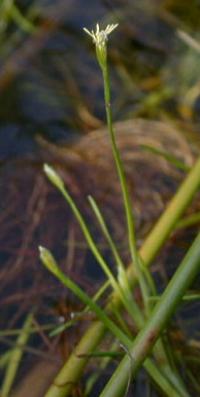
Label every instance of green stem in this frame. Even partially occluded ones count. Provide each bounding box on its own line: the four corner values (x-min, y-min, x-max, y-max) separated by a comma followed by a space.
42, 251, 186, 397
44, 154, 200, 397
88, 195, 131, 295
102, 65, 150, 308
88, 195, 144, 326
1, 312, 33, 397
100, 232, 200, 397
88, 195, 186, 395
176, 211, 200, 230
102, 65, 136, 261
138, 156, 200, 267
101, 61, 189, 396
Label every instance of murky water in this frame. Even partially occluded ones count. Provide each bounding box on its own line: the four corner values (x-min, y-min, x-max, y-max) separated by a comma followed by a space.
1, 1, 200, 396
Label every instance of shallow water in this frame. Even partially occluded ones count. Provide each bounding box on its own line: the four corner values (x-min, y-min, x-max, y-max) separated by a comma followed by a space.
1, 1, 200, 396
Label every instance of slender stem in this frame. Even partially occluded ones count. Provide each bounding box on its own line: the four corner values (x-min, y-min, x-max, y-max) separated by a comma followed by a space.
1, 312, 33, 397
58, 183, 144, 327
102, 65, 150, 307
42, 254, 186, 397
100, 232, 200, 397
44, 154, 200, 397
101, 63, 189, 395
88, 195, 130, 292
88, 195, 144, 325
40, 246, 132, 347
176, 211, 200, 230
102, 65, 137, 260
58, 181, 128, 308
88, 195, 186, 394
138, 156, 200, 267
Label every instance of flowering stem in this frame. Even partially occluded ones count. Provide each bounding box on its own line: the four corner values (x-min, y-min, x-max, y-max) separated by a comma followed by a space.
102, 65, 137, 253
101, 55, 189, 397
102, 62, 151, 308
44, 154, 200, 397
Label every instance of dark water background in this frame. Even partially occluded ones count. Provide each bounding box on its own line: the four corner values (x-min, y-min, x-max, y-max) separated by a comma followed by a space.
0, 1, 200, 396
1, 0, 200, 161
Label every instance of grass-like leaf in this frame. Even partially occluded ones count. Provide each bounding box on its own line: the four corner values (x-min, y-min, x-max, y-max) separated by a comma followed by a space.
1, 312, 33, 397
39, 246, 130, 346
100, 232, 200, 397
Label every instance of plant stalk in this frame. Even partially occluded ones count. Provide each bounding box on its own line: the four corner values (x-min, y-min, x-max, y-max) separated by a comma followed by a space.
100, 231, 200, 397
44, 155, 200, 397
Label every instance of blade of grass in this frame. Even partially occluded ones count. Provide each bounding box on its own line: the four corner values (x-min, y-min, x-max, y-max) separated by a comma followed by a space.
0, 324, 53, 337
138, 156, 200, 267
176, 211, 200, 230
140, 144, 190, 172
44, 164, 143, 325
40, 247, 188, 397
1, 312, 33, 397
50, 280, 110, 337
39, 246, 131, 346
0, 352, 11, 370
100, 231, 200, 397
149, 293, 200, 303
10, 4, 36, 33
88, 195, 130, 294
43, 165, 125, 299
44, 165, 189, 396
87, 194, 178, 389
43, 154, 200, 397
88, 194, 144, 326
84, 339, 120, 396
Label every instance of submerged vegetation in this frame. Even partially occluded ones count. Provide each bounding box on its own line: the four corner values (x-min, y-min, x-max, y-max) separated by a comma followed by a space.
0, 1, 200, 397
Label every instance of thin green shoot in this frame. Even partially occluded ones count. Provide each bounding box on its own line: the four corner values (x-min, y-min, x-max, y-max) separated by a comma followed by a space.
1, 312, 33, 397
148, 292, 200, 303
102, 64, 151, 308
0, 324, 53, 337
44, 164, 144, 325
10, 3, 36, 33
77, 350, 123, 359
85, 339, 121, 396
88, 195, 155, 328
100, 231, 200, 397
50, 280, 110, 337
0, 0, 35, 34
43, 164, 127, 301
39, 245, 131, 347
176, 211, 200, 230
88, 195, 134, 302
0, 352, 11, 370
43, 154, 200, 397
40, 246, 188, 397
140, 144, 190, 172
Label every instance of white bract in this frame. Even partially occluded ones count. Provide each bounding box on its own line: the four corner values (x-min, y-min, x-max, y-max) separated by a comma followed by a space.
83, 23, 118, 68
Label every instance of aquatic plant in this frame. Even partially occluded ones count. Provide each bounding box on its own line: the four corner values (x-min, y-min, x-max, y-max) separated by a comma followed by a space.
38, 23, 200, 397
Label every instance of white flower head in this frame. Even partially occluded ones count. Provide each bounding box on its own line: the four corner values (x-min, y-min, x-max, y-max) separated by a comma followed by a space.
83, 23, 118, 49
83, 23, 118, 68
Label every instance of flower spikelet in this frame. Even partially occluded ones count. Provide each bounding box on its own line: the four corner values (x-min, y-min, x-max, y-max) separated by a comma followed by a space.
83, 23, 118, 69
